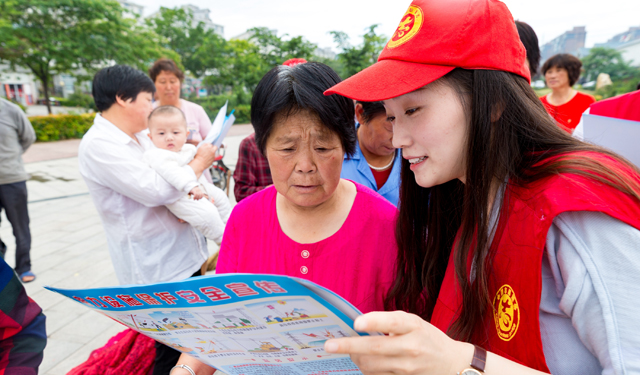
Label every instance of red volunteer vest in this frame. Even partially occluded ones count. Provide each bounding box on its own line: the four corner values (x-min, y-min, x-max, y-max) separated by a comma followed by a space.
431, 153, 640, 372
589, 89, 640, 123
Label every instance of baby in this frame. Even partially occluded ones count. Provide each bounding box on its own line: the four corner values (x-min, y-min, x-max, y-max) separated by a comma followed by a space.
143, 105, 231, 244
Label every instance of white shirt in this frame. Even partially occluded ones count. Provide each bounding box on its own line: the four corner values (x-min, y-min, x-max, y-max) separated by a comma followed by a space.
78, 114, 207, 285
541, 211, 640, 375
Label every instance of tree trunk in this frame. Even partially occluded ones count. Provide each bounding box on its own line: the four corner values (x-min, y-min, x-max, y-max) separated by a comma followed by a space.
42, 78, 52, 115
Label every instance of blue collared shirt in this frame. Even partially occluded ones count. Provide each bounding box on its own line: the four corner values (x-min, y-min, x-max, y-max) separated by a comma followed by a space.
341, 140, 401, 206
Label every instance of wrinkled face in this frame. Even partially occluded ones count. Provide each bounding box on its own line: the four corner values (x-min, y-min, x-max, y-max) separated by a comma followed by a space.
148, 113, 188, 151
154, 70, 182, 104
544, 66, 570, 89
124, 92, 154, 134
265, 111, 344, 208
386, 81, 469, 187
356, 104, 395, 157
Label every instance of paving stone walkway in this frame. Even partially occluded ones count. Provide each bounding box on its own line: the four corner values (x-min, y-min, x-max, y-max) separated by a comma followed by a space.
0, 126, 252, 374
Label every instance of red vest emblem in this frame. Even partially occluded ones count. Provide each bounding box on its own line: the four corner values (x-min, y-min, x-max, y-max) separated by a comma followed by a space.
493, 284, 520, 341
431, 152, 640, 373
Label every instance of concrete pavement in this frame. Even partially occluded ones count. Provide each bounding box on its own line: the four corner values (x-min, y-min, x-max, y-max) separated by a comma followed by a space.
0, 125, 253, 374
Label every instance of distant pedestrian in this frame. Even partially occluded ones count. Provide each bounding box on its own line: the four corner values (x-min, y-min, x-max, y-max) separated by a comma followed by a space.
540, 54, 595, 133
0, 97, 36, 283
341, 100, 401, 206
149, 58, 214, 184
149, 58, 212, 146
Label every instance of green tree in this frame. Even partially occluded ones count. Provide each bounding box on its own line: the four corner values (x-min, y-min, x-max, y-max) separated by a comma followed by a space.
146, 6, 226, 78
202, 28, 318, 105
581, 47, 640, 98
210, 39, 267, 95
330, 25, 387, 78
248, 27, 318, 66
0, 0, 176, 114
582, 47, 636, 82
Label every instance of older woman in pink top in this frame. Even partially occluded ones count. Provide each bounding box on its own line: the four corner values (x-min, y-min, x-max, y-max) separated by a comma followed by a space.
173, 62, 398, 375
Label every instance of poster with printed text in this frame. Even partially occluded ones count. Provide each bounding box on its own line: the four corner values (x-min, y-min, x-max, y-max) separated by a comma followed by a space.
46, 274, 370, 375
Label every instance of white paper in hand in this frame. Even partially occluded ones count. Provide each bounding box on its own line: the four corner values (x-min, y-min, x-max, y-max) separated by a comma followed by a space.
583, 114, 640, 167
200, 101, 228, 147
213, 113, 235, 148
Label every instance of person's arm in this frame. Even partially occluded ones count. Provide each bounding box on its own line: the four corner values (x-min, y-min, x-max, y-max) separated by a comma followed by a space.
545, 211, 640, 374
201, 182, 232, 222
188, 143, 217, 180
172, 355, 216, 375
0, 259, 47, 375
324, 311, 548, 375
81, 137, 184, 207
143, 149, 199, 194
15, 108, 36, 152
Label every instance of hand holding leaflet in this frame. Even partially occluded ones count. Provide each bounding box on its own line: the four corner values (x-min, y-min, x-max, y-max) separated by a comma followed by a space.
213, 110, 235, 148
201, 101, 228, 147
45, 274, 373, 375
200, 103, 236, 149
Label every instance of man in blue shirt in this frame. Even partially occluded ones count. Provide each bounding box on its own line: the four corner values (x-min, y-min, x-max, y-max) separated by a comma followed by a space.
341, 101, 401, 206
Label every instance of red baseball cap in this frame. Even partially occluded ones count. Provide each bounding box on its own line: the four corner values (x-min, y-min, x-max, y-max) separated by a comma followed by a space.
282, 58, 308, 66
325, 0, 530, 101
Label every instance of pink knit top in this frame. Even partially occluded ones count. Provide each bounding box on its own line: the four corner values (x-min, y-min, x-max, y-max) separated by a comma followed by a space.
216, 182, 398, 313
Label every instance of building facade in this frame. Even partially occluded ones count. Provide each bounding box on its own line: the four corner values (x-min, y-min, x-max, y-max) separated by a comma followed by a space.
593, 26, 640, 66
595, 26, 640, 50
0, 64, 40, 105
147, 4, 224, 37
617, 39, 640, 66
181, 4, 224, 37
541, 26, 587, 62
118, 0, 144, 18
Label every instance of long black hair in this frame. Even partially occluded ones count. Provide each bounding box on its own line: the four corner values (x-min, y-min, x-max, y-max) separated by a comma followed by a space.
385, 68, 640, 342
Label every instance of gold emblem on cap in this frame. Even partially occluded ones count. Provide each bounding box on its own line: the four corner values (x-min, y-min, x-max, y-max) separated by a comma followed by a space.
493, 284, 520, 341
387, 5, 424, 49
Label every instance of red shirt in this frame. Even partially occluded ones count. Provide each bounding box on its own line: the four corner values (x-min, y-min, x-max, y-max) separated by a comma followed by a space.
370, 167, 393, 190
232, 133, 273, 202
540, 91, 595, 133
590, 89, 640, 122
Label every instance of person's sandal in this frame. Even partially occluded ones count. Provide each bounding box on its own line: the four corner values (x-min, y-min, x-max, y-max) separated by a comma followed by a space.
20, 271, 36, 283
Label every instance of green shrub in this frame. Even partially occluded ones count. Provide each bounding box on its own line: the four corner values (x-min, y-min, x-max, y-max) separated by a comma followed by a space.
232, 104, 251, 125
193, 93, 252, 124
28, 113, 95, 141
64, 92, 96, 110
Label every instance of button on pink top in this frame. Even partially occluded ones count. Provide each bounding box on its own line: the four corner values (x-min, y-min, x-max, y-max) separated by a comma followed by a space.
216, 182, 398, 313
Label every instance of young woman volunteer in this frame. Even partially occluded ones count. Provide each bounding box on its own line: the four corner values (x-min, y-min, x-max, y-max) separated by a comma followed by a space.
324, 0, 640, 374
